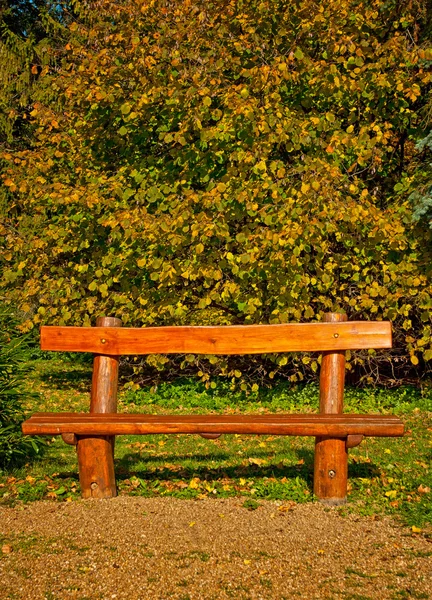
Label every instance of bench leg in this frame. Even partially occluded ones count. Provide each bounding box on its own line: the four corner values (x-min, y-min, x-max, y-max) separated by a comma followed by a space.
313, 436, 348, 505
76, 435, 117, 498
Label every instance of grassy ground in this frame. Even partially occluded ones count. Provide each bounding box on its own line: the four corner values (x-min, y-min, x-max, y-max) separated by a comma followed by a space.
0, 355, 431, 532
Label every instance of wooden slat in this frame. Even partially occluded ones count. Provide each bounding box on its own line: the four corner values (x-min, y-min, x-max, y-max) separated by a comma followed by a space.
26, 412, 404, 422
40, 322, 392, 355
22, 413, 404, 437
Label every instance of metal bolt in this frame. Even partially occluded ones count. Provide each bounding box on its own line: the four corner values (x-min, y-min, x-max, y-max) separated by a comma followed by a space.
328, 470, 336, 479
333, 333, 339, 338
90, 482, 98, 490
101, 338, 106, 344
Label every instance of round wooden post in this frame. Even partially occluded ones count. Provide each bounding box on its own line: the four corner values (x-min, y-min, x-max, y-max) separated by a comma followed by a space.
314, 312, 348, 505
77, 316, 121, 498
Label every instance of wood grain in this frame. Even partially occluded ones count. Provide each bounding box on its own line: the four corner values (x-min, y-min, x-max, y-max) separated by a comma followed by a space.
77, 316, 121, 499
314, 313, 348, 504
76, 435, 117, 499
90, 316, 121, 413
22, 413, 404, 437
40, 321, 392, 355
314, 436, 348, 506
346, 434, 364, 449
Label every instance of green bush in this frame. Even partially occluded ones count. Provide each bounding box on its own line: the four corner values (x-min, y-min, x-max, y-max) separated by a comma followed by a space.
0, 305, 44, 468
1, 0, 432, 385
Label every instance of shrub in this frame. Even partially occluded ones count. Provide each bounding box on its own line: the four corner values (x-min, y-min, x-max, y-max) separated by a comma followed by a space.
0, 305, 44, 468
1, 0, 432, 384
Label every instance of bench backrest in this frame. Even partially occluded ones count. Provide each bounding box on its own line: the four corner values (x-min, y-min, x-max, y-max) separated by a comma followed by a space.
41, 321, 392, 355
40, 314, 392, 417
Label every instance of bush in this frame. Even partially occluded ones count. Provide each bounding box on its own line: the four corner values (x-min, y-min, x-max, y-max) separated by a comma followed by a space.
0, 305, 44, 468
1, 0, 432, 385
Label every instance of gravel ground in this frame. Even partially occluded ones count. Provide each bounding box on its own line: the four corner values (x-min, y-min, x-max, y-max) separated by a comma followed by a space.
0, 497, 431, 600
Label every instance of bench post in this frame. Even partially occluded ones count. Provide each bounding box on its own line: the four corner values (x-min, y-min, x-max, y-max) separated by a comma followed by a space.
314, 312, 348, 505
76, 316, 121, 498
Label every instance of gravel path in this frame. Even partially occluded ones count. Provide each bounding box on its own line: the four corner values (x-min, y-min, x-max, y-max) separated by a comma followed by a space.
0, 498, 431, 599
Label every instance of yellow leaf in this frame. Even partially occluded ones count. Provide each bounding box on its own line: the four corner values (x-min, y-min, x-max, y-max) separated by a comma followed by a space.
278, 503, 295, 512
412, 526, 422, 533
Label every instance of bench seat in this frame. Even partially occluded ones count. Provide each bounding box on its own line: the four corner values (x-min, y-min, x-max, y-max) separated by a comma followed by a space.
23, 412, 404, 438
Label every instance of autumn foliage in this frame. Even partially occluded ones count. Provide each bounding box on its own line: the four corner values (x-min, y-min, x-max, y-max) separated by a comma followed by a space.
1, 0, 432, 384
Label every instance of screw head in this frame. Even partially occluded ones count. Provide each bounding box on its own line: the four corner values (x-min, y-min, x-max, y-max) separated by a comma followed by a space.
101, 338, 106, 344
328, 470, 336, 479
333, 333, 339, 338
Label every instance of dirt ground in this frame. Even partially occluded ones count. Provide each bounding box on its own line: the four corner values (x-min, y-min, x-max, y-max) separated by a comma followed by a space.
0, 497, 431, 600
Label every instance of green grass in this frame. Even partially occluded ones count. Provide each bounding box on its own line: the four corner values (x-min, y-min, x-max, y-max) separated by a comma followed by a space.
0, 355, 431, 532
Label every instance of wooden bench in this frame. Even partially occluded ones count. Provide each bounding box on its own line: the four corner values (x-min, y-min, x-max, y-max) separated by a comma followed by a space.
22, 313, 404, 505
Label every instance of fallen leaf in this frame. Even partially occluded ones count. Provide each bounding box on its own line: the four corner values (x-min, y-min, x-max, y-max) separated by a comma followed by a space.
278, 503, 295, 512
1, 545, 12, 554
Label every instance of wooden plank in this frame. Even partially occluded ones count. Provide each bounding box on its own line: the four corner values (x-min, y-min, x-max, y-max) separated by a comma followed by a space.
40, 321, 392, 355
22, 413, 404, 437
26, 413, 404, 423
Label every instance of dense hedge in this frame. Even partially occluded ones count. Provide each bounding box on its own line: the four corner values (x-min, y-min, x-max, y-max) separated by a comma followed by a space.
1, 0, 432, 384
